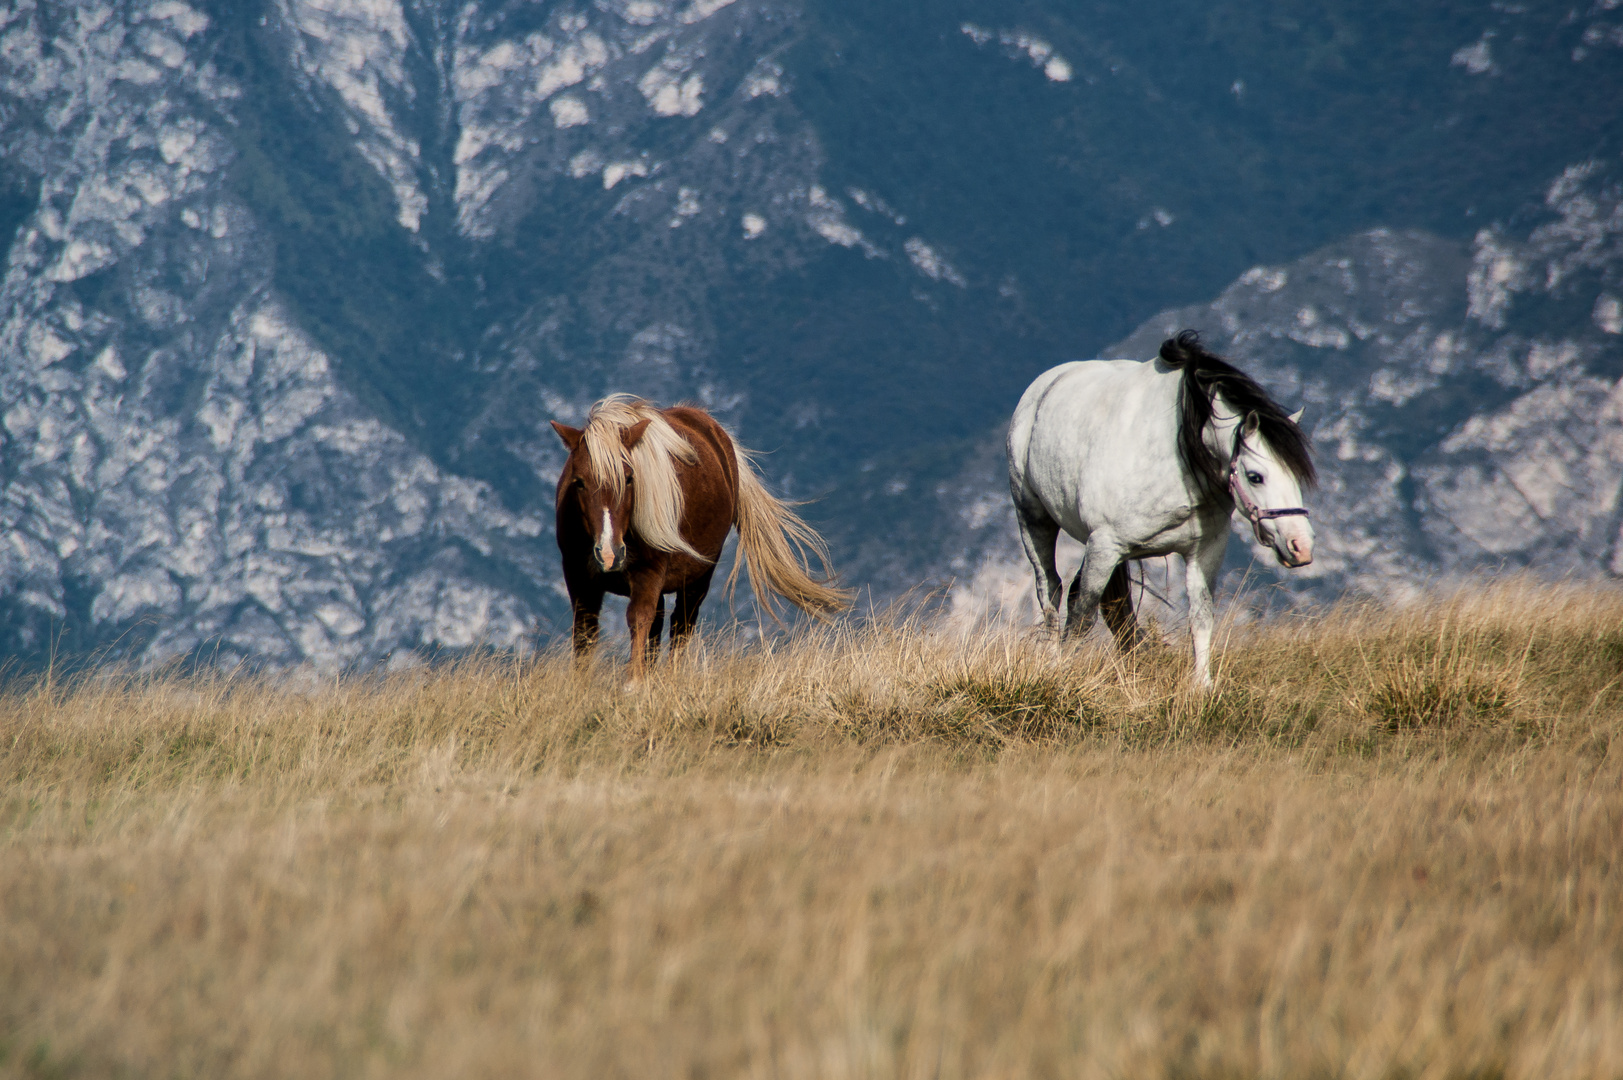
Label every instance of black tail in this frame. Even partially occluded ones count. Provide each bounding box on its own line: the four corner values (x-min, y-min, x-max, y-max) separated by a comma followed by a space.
1100, 561, 1143, 652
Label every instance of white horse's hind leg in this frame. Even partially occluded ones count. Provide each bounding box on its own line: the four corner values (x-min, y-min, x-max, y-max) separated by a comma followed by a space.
1063, 534, 1127, 642
1013, 501, 1064, 633
1185, 533, 1228, 688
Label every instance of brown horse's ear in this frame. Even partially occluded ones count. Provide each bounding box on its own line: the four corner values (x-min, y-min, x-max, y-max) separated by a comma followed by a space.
550, 420, 584, 451
621, 417, 653, 451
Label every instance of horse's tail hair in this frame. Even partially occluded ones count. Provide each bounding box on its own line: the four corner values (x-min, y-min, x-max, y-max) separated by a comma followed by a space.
727, 445, 852, 625
1099, 561, 1143, 652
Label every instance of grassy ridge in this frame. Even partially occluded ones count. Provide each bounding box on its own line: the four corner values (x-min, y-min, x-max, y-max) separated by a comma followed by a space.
2, 580, 1621, 1078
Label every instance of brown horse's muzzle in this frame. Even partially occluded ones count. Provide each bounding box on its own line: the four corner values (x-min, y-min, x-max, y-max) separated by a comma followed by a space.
594, 541, 627, 574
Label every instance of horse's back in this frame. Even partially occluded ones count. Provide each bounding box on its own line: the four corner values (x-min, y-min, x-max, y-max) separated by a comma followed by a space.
1010, 359, 1167, 474
1009, 358, 1186, 534
661, 405, 741, 524
663, 406, 734, 467
1007, 361, 1087, 473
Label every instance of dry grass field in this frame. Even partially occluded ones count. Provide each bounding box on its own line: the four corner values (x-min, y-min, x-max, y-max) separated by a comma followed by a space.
3, 579, 1622, 1079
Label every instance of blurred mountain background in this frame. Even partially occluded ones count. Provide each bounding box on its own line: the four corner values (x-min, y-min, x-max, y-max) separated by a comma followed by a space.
1, 0, 1620, 667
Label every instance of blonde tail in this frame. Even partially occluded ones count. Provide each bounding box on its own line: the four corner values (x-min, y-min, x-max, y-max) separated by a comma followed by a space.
727, 445, 852, 624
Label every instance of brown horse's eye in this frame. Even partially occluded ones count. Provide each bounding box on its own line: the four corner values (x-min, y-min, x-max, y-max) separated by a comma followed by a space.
625, 472, 634, 485
571, 477, 584, 489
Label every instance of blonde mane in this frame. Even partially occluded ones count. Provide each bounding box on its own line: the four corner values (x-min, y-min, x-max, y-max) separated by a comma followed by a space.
580, 395, 706, 560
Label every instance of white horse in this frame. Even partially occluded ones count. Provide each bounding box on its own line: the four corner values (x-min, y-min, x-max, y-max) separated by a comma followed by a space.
1006, 331, 1317, 685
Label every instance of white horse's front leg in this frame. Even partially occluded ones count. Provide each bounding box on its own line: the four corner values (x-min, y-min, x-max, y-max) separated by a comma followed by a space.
1185, 534, 1228, 688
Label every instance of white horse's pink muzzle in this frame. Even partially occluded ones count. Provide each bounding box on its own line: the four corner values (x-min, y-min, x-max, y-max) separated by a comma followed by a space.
1273, 522, 1314, 568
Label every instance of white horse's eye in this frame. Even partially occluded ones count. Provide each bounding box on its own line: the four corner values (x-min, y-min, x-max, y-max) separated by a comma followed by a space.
1246, 470, 1264, 485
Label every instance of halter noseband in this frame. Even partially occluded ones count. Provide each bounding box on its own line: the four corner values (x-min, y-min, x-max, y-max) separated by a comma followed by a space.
1227, 427, 1309, 546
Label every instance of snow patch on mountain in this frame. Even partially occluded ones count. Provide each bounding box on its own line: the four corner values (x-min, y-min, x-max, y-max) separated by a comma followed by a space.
960, 23, 1073, 82
639, 57, 704, 116
806, 184, 880, 257
1451, 36, 1497, 76
905, 238, 965, 287
679, 0, 737, 24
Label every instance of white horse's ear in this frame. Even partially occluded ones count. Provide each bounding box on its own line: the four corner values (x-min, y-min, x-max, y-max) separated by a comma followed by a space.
1243, 411, 1260, 436
1289, 407, 1305, 425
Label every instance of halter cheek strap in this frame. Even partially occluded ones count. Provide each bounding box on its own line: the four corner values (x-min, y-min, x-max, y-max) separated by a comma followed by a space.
1227, 440, 1309, 546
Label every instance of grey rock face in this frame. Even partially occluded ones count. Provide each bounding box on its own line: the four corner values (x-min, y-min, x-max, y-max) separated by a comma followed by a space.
0, 1, 546, 667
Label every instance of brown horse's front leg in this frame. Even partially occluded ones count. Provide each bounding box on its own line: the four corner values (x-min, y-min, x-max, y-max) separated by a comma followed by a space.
571, 589, 604, 657
648, 593, 666, 661
624, 568, 666, 676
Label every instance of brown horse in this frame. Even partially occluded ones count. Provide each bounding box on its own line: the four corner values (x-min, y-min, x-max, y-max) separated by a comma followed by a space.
550, 395, 850, 672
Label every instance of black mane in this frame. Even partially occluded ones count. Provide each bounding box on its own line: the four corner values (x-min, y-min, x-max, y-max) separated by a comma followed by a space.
1158, 330, 1317, 500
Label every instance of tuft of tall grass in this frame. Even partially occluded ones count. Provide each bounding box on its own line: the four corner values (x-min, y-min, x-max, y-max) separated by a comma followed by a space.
9, 578, 1620, 786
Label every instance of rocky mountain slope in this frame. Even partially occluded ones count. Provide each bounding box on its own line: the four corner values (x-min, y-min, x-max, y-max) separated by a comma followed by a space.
0, 0, 1619, 666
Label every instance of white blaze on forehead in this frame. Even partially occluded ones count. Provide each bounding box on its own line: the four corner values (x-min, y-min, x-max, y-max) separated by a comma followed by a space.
599, 508, 617, 563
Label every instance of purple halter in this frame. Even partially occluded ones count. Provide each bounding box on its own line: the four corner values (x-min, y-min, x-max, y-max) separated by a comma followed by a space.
1227, 431, 1309, 546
